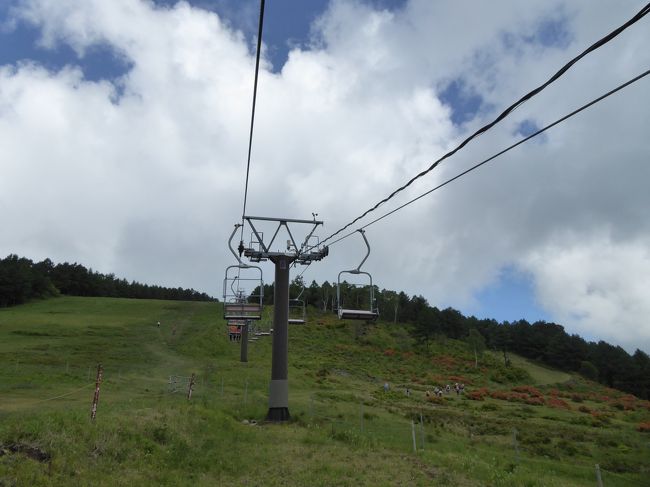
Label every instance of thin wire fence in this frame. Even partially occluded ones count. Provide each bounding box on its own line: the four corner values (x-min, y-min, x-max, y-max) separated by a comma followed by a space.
2, 362, 420, 448
0, 361, 640, 486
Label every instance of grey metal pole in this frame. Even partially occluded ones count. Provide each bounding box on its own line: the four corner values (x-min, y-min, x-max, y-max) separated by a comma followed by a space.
266, 255, 292, 422
240, 322, 249, 362
411, 420, 417, 453
595, 464, 604, 487
513, 428, 520, 463
419, 411, 425, 451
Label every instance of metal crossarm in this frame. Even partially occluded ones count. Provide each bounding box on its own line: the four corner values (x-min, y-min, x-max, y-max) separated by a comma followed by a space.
242, 216, 328, 263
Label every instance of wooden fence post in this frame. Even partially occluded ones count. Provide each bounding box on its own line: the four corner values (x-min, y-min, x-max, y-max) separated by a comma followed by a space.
90, 364, 103, 421
187, 373, 195, 400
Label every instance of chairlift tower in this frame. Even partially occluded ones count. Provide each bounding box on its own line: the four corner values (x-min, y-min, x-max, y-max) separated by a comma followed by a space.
239, 215, 328, 422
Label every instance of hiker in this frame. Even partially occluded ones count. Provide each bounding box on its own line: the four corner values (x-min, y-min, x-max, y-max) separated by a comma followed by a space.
405, 388, 411, 397
157, 321, 160, 328
383, 382, 390, 392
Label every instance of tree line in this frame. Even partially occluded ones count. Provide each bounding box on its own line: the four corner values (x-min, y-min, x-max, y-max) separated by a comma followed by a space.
3, 255, 648, 400
0, 254, 214, 306
255, 276, 650, 400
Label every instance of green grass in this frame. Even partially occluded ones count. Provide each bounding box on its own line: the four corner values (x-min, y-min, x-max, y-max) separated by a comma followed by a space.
505, 353, 572, 385
1, 297, 649, 486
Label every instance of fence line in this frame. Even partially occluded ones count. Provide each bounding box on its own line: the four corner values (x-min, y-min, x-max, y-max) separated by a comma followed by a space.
25, 382, 95, 406
0, 364, 630, 477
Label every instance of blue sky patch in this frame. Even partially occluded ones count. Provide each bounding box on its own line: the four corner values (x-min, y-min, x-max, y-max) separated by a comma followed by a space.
2, 0, 408, 77
515, 119, 539, 137
439, 78, 484, 126
0, 8, 132, 83
502, 13, 572, 55
532, 16, 572, 49
514, 118, 547, 143
154, 0, 407, 72
472, 265, 549, 324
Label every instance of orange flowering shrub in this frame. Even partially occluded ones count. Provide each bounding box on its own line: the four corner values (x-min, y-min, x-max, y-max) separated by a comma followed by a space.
525, 397, 545, 406
489, 390, 510, 401
547, 397, 571, 410
637, 422, 650, 433
611, 399, 636, 411
484, 390, 545, 406
570, 393, 586, 403
467, 388, 489, 401
433, 355, 459, 370
512, 385, 544, 398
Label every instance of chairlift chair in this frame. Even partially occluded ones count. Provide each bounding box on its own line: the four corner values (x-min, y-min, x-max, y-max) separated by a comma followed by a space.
223, 224, 264, 321
223, 265, 264, 320
288, 284, 306, 325
336, 230, 379, 321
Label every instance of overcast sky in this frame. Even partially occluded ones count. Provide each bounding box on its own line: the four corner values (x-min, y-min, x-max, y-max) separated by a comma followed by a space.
1, 0, 649, 353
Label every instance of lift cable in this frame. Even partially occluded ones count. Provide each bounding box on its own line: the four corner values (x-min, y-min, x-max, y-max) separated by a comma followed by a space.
322, 67, 650, 249
240, 0, 266, 244
317, 2, 650, 247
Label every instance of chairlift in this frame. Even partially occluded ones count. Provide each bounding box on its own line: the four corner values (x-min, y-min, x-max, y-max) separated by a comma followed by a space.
223, 224, 264, 321
336, 229, 379, 321
288, 283, 306, 325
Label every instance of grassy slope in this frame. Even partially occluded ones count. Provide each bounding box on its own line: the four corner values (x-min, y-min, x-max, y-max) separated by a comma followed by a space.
505, 353, 571, 385
0, 297, 648, 486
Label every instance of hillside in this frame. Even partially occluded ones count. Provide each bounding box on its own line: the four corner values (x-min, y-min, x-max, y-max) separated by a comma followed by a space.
1, 297, 648, 486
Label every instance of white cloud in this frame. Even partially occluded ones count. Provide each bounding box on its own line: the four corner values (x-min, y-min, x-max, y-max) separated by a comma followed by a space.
1, 0, 649, 352
522, 235, 650, 351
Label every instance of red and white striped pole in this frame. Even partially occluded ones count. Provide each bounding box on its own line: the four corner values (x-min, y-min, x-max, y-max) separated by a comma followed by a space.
90, 364, 103, 421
